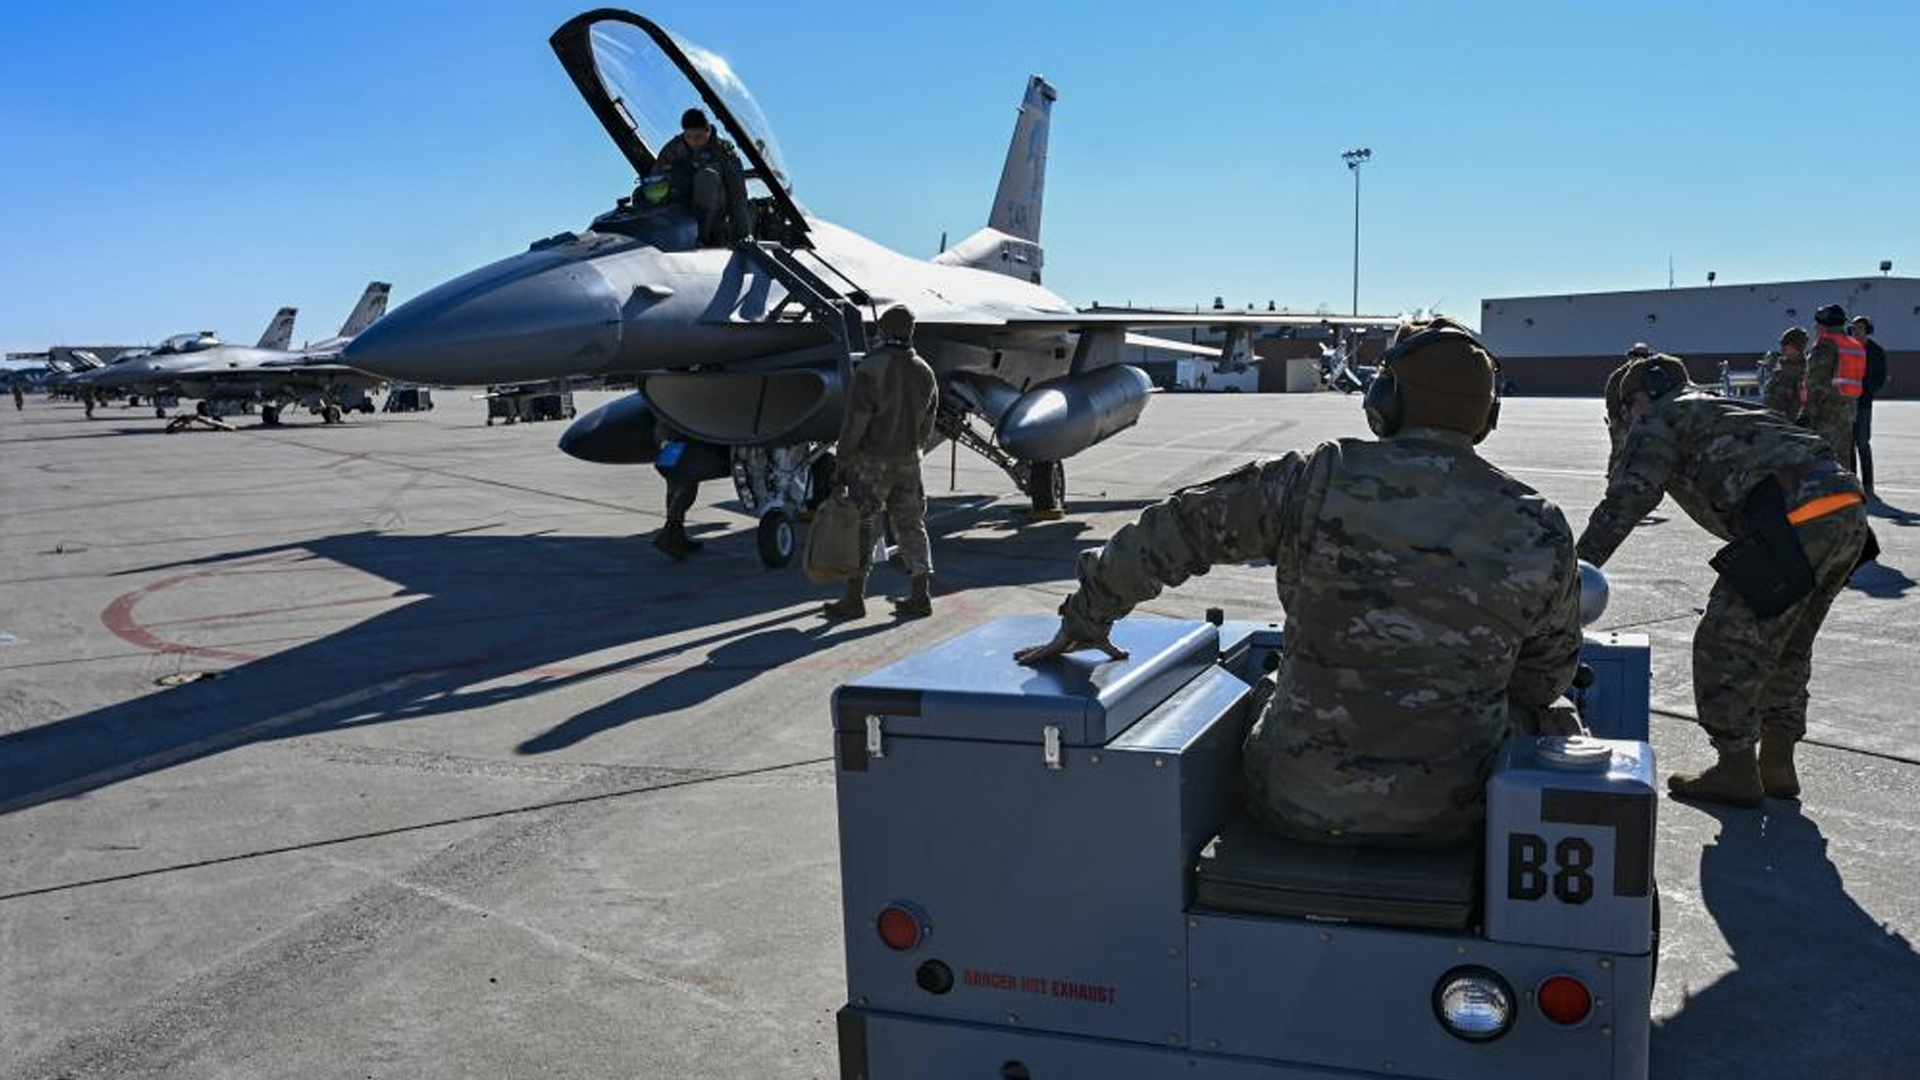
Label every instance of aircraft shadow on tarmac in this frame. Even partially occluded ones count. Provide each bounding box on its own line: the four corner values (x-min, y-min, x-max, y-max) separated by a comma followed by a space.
0, 494, 1120, 817
1650, 804, 1920, 1080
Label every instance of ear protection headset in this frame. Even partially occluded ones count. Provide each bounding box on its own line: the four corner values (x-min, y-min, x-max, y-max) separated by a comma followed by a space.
1363, 324, 1502, 443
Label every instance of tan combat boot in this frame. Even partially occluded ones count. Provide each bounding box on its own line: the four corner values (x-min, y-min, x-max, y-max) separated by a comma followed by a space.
822, 579, 867, 620
1667, 748, 1764, 808
1759, 731, 1801, 800
892, 574, 933, 618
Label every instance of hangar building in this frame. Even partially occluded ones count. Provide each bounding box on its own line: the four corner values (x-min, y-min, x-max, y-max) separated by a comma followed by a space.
1479, 275, 1917, 398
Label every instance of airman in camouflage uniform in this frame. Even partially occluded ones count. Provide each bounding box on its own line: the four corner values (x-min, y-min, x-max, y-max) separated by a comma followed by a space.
822, 305, 940, 620
649, 108, 753, 247
1763, 326, 1809, 419
1802, 306, 1861, 468
1018, 320, 1584, 847
1606, 345, 1652, 464
1578, 354, 1868, 806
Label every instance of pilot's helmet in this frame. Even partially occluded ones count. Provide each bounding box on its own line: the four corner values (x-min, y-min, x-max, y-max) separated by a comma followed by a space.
637, 173, 671, 206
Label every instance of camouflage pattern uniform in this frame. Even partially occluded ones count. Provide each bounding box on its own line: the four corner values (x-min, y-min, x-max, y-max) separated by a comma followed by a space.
1604, 363, 1633, 467
1761, 349, 1807, 419
838, 341, 940, 576
1059, 427, 1582, 847
1577, 392, 1867, 754
1801, 330, 1859, 466
651, 133, 752, 246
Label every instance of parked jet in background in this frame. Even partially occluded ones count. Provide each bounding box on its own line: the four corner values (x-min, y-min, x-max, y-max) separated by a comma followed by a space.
345, 11, 1396, 563
75, 283, 393, 424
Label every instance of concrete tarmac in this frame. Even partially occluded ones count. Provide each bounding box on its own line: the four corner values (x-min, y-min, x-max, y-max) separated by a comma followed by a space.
2, 391, 1916, 1079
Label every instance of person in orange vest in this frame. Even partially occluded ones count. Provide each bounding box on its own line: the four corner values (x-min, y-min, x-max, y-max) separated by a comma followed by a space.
1801, 303, 1865, 467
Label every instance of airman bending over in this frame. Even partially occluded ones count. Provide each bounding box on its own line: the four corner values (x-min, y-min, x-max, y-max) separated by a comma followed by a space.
1578, 354, 1868, 806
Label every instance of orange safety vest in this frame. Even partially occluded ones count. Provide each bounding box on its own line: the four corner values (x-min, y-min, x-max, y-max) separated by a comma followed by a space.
1822, 329, 1867, 398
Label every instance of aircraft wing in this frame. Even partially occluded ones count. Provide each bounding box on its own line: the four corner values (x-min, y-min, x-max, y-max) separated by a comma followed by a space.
1123, 333, 1220, 358
928, 311, 1403, 333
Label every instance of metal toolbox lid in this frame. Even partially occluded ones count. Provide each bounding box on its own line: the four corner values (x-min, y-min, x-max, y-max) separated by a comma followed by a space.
832, 615, 1219, 746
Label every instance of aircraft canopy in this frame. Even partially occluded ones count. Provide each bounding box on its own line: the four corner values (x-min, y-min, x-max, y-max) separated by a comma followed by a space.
551, 10, 807, 241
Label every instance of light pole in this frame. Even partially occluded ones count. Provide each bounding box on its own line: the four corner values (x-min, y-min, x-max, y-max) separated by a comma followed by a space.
1342, 148, 1372, 316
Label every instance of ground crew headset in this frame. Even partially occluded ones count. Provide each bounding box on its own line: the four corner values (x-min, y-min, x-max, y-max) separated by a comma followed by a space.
1363, 324, 1502, 444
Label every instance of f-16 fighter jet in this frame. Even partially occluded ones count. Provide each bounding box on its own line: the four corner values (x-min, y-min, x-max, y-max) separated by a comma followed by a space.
346, 11, 1395, 563
77, 283, 392, 425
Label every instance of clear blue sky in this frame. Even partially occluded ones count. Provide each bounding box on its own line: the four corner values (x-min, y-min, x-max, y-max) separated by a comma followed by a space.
4, 0, 1916, 354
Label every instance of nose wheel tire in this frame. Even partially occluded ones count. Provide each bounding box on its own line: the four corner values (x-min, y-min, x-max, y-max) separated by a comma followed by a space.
322, 404, 344, 425
1028, 460, 1065, 518
757, 509, 796, 568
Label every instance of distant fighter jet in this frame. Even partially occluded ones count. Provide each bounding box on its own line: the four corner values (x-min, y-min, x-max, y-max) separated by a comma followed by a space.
76, 283, 393, 424
345, 11, 1396, 564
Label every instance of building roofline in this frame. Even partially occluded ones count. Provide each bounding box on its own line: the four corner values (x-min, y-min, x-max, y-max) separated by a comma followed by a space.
1484, 275, 1918, 305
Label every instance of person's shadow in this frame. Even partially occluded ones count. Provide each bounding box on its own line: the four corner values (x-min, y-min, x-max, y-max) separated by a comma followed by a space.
1651, 804, 1920, 1079
1867, 499, 1920, 527
1848, 559, 1916, 598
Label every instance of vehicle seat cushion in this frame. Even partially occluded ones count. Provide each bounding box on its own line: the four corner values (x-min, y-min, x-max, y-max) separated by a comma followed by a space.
1194, 813, 1478, 930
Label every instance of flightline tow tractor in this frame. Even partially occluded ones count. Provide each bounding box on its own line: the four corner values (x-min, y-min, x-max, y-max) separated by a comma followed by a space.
831, 589, 1655, 1079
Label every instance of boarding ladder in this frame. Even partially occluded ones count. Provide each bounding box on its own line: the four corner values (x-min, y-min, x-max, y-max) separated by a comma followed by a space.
935, 403, 1033, 495
743, 241, 870, 367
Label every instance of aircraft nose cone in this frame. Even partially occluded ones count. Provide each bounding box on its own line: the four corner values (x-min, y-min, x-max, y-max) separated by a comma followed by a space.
345, 250, 624, 384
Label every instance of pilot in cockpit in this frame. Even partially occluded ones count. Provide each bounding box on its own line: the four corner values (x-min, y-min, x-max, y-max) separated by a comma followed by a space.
644, 107, 754, 247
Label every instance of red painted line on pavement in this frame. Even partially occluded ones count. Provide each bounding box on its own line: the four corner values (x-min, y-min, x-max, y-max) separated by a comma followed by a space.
99, 552, 330, 664
138, 593, 402, 630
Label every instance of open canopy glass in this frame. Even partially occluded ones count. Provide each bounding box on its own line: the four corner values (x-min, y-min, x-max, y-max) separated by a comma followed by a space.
551, 11, 807, 240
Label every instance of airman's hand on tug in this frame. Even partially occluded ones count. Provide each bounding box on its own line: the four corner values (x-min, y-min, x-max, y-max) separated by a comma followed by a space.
1013, 624, 1129, 665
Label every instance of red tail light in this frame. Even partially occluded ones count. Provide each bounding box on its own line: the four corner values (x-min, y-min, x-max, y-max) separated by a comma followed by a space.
1536, 974, 1593, 1026
876, 905, 923, 951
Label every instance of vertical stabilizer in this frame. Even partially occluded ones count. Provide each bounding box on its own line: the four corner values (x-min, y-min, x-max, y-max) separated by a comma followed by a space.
934, 76, 1055, 284
989, 76, 1055, 244
338, 282, 392, 338
257, 307, 298, 350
